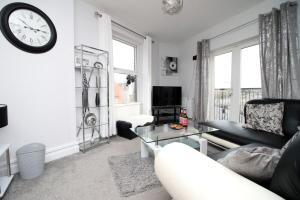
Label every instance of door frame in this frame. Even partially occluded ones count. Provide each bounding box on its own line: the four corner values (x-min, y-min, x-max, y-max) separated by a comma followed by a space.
210, 37, 259, 122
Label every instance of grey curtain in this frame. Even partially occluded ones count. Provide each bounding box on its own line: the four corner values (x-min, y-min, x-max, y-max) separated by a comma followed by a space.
193, 40, 210, 124
259, 2, 300, 99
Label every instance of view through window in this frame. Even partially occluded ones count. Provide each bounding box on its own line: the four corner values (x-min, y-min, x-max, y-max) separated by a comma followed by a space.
113, 39, 137, 104
214, 52, 232, 120
239, 44, 262, 122
213, 42, 262, 122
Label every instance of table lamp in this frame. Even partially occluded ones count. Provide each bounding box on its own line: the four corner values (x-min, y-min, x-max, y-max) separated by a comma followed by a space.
0, 104, 8, 128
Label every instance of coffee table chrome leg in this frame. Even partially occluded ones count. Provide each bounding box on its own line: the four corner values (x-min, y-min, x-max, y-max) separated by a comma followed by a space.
141, 141, 150, 158
141, 141, 162, 158
199, 138, 208, 155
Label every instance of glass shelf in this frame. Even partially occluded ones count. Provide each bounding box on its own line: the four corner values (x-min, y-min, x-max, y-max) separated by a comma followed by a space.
76, 105, 108, 108
75, 87, 107, 89
77, 123, 109, 130
75, 66, 108, 71
75, 44, 110, 153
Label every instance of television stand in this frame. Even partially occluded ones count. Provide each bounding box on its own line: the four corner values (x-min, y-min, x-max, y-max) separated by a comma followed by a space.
152, 105, 181, 125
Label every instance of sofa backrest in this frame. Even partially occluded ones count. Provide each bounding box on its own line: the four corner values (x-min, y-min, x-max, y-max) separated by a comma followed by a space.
270, 134, 300, 200
244, 99, 300, 138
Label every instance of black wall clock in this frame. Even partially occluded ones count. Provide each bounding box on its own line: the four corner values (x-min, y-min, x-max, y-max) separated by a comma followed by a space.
0, 2, 57, 53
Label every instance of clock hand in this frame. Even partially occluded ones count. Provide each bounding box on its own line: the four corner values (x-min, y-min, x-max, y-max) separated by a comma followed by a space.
31, 28, 48, 34
18, 18, 32, 28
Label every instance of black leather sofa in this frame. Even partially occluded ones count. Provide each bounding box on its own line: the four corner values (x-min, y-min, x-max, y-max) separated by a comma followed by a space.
202, 99, 300, 200
202, 99, 300, 148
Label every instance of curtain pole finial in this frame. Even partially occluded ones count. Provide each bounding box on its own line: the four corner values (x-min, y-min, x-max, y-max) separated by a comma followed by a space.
95, 11, 102, 18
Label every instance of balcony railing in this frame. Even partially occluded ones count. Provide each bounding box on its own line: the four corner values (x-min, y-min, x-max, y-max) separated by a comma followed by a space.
214, 88, 262, 123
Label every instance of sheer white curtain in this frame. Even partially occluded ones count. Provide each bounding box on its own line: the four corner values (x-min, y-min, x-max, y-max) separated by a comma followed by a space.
98, 13, 116, 136
140, 36, 152, 115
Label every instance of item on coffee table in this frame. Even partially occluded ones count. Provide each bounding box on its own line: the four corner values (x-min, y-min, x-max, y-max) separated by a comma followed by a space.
169, 123, 184, 130
180, 108, 188, 127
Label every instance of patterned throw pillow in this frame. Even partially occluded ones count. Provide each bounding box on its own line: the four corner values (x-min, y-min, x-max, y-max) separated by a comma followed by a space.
243, 102, 284, 136
280, 127, 300, 155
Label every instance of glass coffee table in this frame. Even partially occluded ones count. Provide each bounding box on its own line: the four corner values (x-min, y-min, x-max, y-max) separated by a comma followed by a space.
132, 124, 217, 158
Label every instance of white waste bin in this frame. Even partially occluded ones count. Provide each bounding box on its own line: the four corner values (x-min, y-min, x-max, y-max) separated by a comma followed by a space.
16, 143, 46, 180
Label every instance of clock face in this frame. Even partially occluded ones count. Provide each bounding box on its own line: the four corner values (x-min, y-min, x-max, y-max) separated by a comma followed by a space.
8, 9, 51, 47
0, 3, 57, 53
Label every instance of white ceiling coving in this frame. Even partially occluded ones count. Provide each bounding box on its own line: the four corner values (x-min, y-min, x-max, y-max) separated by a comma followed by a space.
84, 0, 264, 42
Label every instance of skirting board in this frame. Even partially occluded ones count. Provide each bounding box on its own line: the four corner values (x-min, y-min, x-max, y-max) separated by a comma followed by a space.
8, 142, 79, 174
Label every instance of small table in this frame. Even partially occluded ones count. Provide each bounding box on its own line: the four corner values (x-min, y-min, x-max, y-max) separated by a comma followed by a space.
0, 145, 13, 199
132, 124, 217, 158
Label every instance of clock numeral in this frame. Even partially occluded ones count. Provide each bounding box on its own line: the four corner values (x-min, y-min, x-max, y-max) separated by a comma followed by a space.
41, 35, 47, 41
30, 12, 33, 20
22, 12, 26, 19
30, 38, 33, 44
22, 35, 26, 40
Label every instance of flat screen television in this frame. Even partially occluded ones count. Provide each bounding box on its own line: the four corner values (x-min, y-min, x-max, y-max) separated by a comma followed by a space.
152, 86, 182, 107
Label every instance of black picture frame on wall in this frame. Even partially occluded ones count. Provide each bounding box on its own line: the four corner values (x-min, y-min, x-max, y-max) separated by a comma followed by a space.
0, 2, 57, 53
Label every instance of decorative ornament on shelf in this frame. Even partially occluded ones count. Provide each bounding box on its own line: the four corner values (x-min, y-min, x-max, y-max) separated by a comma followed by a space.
126, 75, 136, 86
162, 0, 183, 15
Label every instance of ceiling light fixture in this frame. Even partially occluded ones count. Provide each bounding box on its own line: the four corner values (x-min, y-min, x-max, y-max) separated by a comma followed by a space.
162, 0, 183, 15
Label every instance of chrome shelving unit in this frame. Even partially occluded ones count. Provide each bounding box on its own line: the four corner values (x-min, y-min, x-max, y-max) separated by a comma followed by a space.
75, 45, 110, 152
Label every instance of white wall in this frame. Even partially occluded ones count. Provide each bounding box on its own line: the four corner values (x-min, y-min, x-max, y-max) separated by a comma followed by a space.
74, 0, 99, 47
151, 41, 181, 86
0, 0, 77, 172
180, 0, 292, 101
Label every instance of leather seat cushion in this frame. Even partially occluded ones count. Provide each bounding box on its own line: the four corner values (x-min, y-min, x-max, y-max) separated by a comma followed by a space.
202, 120, 288, 149
270, 135, 300, 200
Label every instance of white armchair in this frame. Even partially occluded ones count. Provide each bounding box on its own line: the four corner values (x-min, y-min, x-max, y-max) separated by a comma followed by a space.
154, 143, 283, 200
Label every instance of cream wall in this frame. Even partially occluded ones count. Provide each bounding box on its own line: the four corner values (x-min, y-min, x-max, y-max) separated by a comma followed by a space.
0, 0, 77, 172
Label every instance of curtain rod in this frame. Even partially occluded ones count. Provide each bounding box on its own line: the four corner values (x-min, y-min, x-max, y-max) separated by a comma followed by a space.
209, 1, 297, 41
210, 18, 258, 40
95, 11, 146, 40
192, 18, 258, 60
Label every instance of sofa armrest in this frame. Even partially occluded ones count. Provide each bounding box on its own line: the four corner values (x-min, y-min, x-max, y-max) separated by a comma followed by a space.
155, 143, 283, 200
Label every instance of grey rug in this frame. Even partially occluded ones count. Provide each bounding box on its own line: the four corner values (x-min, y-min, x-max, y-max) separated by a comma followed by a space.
108, 152, 161, 197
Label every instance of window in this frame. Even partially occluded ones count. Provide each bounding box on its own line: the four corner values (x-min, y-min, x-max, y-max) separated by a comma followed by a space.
239, 44, 262, 122
213, 52, 232, 120
240, 45, 261, 89
214, 52, 232, 89
113, 40, 135, 71
113, 38, 137, 104
212, 40, 262, 122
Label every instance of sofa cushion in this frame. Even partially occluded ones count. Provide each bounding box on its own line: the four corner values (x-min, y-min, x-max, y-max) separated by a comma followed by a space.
243, 102, 284, 136
245, 99, 300, 138
202, 120, 288, 148
211, 143, 276, 187
218, 146, 281, 182
280, 128, 300, 155
270, 133, 300, 200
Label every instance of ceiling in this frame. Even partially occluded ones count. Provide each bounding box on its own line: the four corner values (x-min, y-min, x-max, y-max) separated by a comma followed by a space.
85, 0, 264, 42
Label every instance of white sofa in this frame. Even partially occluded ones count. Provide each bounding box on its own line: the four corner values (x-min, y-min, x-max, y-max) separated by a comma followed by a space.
155, 143, 283, 200
114, 102, 154, 129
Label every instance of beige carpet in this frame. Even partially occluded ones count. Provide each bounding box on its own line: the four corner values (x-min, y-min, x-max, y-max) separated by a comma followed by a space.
3, 137, 171, 200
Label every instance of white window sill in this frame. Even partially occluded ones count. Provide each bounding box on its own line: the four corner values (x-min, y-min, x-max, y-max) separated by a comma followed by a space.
114, 102, 142, 107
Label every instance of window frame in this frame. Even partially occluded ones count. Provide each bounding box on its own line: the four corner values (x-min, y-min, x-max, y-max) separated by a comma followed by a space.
210, 37, 260, 122
112, 35, 139, 104
112, 37, 137, 75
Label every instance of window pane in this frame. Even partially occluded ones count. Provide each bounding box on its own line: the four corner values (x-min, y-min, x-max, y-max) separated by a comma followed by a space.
113, 40, 135, 71
241, 45, 261, 88
114, 73, 136, 104
239, 45, 262, 123
214, 52, 232, 89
